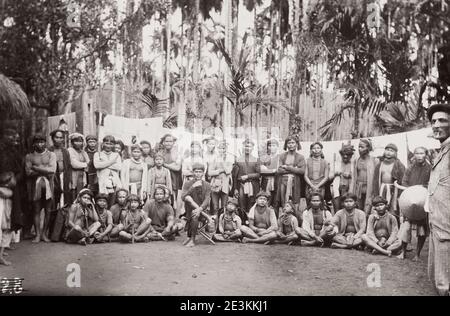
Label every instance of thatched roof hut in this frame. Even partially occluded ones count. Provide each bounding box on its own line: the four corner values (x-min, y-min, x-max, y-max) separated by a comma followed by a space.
0, 73, 30, 120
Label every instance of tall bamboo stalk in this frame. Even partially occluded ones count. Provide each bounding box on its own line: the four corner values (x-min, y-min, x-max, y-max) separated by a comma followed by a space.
164, 1, 172, 119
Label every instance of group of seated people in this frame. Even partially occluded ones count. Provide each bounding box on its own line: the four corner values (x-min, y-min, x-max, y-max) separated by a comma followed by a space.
64, 160, 426, 262
0, 128, 432, 265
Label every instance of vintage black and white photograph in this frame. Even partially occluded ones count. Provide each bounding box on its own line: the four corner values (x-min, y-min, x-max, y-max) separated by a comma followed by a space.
0, 0, 449, 298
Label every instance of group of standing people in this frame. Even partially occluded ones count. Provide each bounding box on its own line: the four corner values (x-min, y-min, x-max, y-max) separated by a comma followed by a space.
0, 103, 449, 296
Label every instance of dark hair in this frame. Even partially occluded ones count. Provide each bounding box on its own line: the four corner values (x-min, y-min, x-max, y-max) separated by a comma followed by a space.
95, 193, 109, 202
310, 142, 324, 158
103, 135, 115, 143
159, 134, 176, 147
130, 144, 143, 153
115, 188, 129, 203
359, 139, 373, 152
266, 139, 280, 153
342, 192, 358, 202
308, 192, 324, 208
126, 194, 141, 204
140, 140, 151, 147
154, 152, 165, 161
284, 136, 301, 151
115, 139, 125, 150
50, 129, 65, 140
414, 146, 429, 157
310, 192, 324, 201
70, 136, 84, 146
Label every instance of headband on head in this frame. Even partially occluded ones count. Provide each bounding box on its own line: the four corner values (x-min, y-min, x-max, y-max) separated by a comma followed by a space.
359, 139, 373, 151
86, 135, 98, 142
69, 133, 85, 143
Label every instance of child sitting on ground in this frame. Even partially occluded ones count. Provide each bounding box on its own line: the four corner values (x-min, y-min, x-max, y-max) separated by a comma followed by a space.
109, 189, 128, 239
94, 193, 113, 243
275, 202, 302, 245
213, 197, 242, 242
119, 194, 152, 243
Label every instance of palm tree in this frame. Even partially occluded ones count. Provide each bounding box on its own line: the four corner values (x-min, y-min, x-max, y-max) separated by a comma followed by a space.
211, 36, 280, 133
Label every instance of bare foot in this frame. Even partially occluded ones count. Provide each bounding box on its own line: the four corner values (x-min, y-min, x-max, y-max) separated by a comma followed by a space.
186, 240, 196, 247
396, 252, 405, 260
0, 257, 12, 266
32, 236, 41, 243
78, 238, 87, 246
387, 250, 392, 257
331, 243, 349, 249
241, 237, 249, 244
412, 255, 420, 262
41, 235, 51, 243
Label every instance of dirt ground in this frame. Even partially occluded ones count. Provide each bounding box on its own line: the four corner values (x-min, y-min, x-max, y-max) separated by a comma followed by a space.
0, 232, 437, 296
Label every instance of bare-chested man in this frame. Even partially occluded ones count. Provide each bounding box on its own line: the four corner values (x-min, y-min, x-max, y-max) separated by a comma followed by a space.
213, 197, 242, 242
362, 196, 400, 256
49, 129, 71, 207
159, 134, 182, 213
143, 185, 183, 241
241, 191, 278, 244
350, 139, 379, 214
331, 193, 366, 250
330, 143, 355, 213
373, 144, 406, 219
25, 135, 57, 243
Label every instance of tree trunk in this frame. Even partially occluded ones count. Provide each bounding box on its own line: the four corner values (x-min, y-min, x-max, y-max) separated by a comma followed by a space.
232, 0, 240, 59
192, 0, 200, 84
164, 3, 172, 119
178, 7, 187, 129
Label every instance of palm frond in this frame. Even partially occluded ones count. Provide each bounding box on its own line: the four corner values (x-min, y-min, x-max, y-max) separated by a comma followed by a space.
320, 104, 354, 140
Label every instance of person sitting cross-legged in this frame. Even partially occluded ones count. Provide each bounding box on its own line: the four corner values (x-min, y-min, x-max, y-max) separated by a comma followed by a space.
240, 191, 278, 244
118, 194, 152, 243
301, 193, 336, 247
143, 185, 183, 241
109, 189, 128, 239
93, 193, 113, 243
330, 193, 366, 250
361, 196, 400, 257
274, 201, 306, 245
213, 197, 243, 243
66, 189, 101, 246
